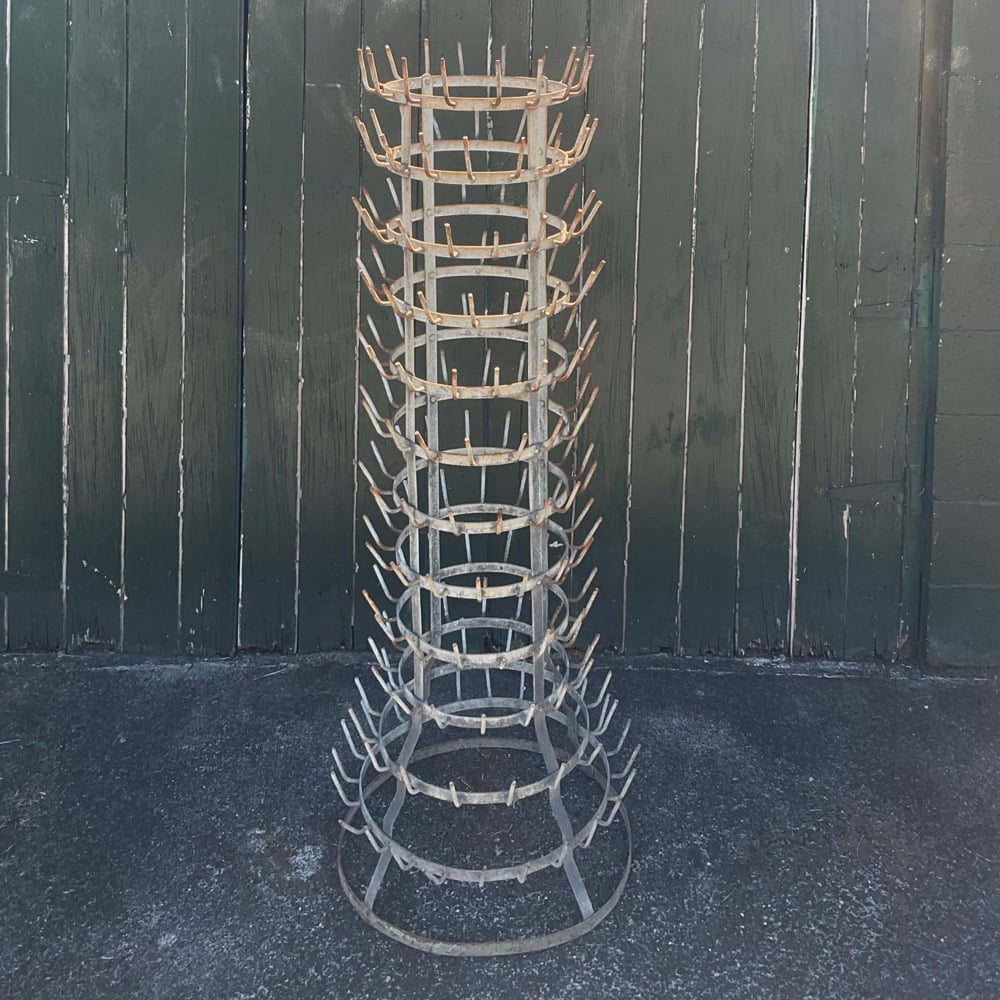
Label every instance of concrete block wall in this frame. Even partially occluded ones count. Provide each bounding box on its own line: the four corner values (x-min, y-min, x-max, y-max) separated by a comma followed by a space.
928, 0, 1000, 666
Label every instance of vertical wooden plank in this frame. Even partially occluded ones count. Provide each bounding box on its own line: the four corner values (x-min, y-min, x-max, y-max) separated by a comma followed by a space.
843, 0, 922, 660
580, 0, 643, 650
0, 0, 7, 644
297, 0, 361, 651
66, 0, 127, 649
354, 0, 420, 649
239, 0, 305, 651
678, 0, 756, 655
6, 0, 67, 648
916, 0, 970, 664
736, 0, 811, 654
6, 199, 62, 648
625, 0, 700, 652
121, 0, 185, 650
793, 0, 867, 658
180, 0, 244, 655
491, 0, 530, 74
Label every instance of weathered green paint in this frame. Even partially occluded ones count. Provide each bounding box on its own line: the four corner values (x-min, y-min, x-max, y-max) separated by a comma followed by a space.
179, 0, 244, 655
626, 0, 701, 655
297, 0, 362, 652
239, 0, 306, 651
678, 0, 756, 655
0, 0, 989, 666
579, 0, 643, 649
736, 0, 811, 656
122, 0, 186, 650
7, 198, 63, 649
66, 0, 128, 649
794, 0, 868, 658
6, 0, 67, 648
842, 0, 923, 660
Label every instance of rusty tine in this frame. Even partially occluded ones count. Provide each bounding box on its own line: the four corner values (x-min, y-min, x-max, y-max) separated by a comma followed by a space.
548, 111, 564, 146
439, 57, 458, 108
444, 222, 459, 258
418, 130, 440, 179
559, 181, 580, 219
466, 291, 480, 327
417, 290, 442, 325
564, 56, 581, 92
400, 55, 417, 105
384, 44, 400, 79
559, 46, 578, 84
529, 216, 548, 255
570, 115, 591, 157
364, 47, 385, 97
355, 117, 388, 168
491, 58, 503, 108
462, 135, 476, 181
369, 108, 392, 156
357, 48, 374, 92
358, 262, 391, 307
413, 430, 434, 462
570, 244, 591, 284
525, 55, 545, 109
508, 137, 526, 182
570, 49, 594, 95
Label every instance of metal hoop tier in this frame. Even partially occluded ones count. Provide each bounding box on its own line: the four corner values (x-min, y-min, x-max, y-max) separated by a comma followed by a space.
335, 39, 637, 955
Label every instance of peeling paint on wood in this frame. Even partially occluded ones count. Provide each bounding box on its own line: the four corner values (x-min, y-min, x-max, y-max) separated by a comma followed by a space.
0, 0, 977, 664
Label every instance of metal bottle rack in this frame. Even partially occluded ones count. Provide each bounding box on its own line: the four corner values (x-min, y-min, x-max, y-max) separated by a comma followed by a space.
334, 40, 638, 956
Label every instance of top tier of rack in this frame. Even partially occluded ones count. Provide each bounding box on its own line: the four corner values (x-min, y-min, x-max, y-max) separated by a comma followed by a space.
358, 40, 593, 111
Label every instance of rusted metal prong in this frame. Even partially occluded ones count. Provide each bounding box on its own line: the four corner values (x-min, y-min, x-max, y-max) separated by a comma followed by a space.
418, 131, 440, 179
358, 262, 392, 307
443, 222, 459, 258
491, 59, 503, 108
466, 292, 480, 328
400, 55, 417, 105
508, 137, 527, 181
568, 48, 594, 95
357, 48, 375, 93
355, 117, 389, 168
559, 46, 578, 84
462, 135, 476, 182
353, 197, 393, 245
439, 56, 458, 108
364, 47, 386, 98
525, 54, 546, 109
417, 290, 443, 324
383, 43, 400, 79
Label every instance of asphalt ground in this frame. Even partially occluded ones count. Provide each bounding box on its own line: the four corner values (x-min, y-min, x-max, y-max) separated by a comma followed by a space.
1, 652, 998, 999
